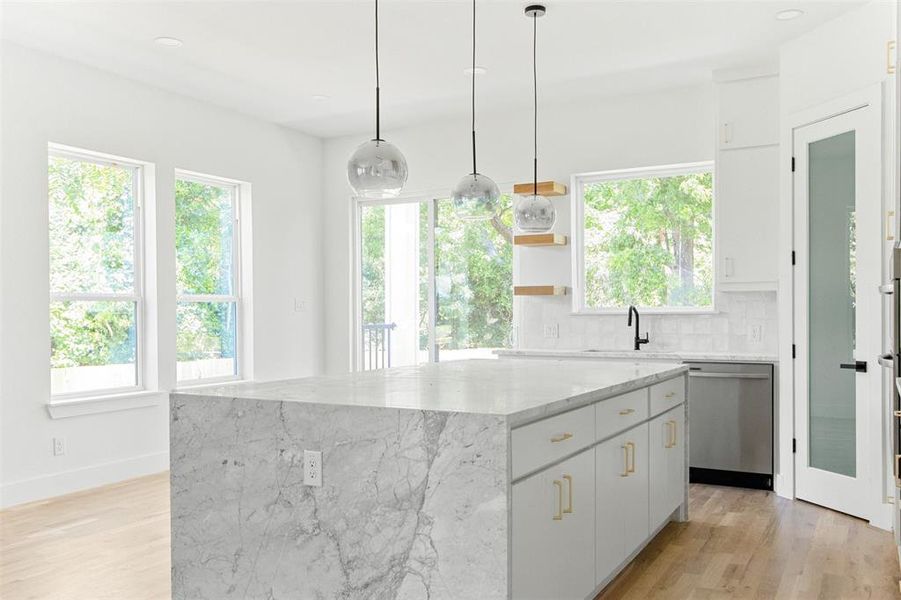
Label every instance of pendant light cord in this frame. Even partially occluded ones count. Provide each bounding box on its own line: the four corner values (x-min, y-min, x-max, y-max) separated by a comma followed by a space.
375, 0, 381, 141
471, 0, 477, 175
532, 11, 538, 195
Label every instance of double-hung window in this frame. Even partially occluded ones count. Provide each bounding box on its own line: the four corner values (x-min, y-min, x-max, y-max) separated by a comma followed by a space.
572, 162, 714, 313
49, 148, 144, 397
174, 172, 241, 383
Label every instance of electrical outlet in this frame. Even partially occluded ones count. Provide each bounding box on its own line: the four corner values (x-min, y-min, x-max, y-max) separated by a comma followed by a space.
543, 323, 559, 339
52, 437, 66, 456
294, 298, 306, 313
303, 450, 322, 487
749, 324, 763, 344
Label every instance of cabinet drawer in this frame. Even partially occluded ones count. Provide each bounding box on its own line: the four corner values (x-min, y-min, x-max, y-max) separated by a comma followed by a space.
512, 405, 595, 479
650, 376, 685, 416
595, 389, 648, 441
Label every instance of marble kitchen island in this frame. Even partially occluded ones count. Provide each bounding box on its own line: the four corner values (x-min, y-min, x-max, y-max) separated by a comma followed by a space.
170, 359, 689, 600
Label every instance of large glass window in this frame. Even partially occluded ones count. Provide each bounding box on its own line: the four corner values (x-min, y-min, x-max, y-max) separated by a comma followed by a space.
49, 149, 142, 396
573, 163, 714, 312
357, 196, 513, 370
175, 174, 240, 382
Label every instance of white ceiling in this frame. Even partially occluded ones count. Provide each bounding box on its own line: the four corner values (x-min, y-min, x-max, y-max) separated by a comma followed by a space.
1, 0, 867, 138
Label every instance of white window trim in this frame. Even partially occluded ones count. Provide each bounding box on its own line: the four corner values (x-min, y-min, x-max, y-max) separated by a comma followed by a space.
48, 145, 148, 401
174, 170, 244, 385
570, 161, 717, 316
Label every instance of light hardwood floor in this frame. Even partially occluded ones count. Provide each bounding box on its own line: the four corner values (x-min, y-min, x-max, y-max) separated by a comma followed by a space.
0, 474, 898, 599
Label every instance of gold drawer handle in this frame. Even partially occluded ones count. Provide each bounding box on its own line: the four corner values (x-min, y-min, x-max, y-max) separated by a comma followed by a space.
889, 40, 896, 75
553, 480, 563, 520
619, 408, 635, 416
621, 445, 630, 477
562, 474, 573, 514
550, 432, 573, 443
626, 441, 636, 473
664, 391, 675, 399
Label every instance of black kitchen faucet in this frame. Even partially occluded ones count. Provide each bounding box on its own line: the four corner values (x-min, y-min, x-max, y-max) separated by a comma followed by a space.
627, 305, 650, 351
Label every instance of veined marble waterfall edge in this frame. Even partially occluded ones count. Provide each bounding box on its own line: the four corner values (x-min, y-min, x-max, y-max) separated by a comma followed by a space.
169, 395, 508, 600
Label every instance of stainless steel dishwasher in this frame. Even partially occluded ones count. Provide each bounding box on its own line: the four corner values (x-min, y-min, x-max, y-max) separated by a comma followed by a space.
685, 361, 774, 490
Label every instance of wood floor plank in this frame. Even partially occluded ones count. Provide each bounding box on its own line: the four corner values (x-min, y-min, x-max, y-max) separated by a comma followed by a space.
1, 476, 898, 599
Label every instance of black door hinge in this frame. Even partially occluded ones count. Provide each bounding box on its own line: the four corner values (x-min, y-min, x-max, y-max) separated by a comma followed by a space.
791, 156, 796, 172
792, 438, 797, 453
791, 251, 796, 265
792, 344, 796, 359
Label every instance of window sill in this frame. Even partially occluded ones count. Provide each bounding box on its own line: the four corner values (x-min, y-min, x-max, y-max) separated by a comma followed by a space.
570, 308, 720, 317
47, 390, 165, 420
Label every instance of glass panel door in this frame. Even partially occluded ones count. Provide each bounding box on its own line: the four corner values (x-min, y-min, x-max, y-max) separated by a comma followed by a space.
808, 130, 856, 477
433, 196, 513, 361
359, 202, 430, 369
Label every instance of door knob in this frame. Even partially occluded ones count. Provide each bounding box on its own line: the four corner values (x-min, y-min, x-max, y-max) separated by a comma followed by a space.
839, 361, 868, 373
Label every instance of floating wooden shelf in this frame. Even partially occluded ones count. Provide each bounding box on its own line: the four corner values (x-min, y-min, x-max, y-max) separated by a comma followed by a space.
514, 285, 567, 296
514, 233, 567, 247
512, 180, 568, 197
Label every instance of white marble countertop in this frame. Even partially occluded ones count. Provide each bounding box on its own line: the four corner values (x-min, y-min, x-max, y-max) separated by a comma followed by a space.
172, 359, 687, 425
495, 348, 779, 363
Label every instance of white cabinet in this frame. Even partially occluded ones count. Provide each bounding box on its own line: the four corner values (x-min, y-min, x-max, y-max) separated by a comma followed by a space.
715, 71, 780, 290
512, 447, 595, 600
595, 423, 649, 586
649, 406, 686, 530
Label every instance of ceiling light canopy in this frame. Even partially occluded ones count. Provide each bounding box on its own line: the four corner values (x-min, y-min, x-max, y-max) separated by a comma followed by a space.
451, 0, 500, 221
347, 0, 408, 199
514, 4, 556, 233
775, 9, 804, 21
154, 36, 183, 47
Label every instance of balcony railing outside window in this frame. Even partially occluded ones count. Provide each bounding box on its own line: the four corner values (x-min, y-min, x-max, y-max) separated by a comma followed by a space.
362, 322, 396, 371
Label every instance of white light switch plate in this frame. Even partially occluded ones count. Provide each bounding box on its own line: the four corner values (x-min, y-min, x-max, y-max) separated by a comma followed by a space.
304, 450, 322, 487
543, 323, 559, 339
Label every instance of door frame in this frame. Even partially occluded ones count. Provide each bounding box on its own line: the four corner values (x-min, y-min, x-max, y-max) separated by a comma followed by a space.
778, 83, 890, 528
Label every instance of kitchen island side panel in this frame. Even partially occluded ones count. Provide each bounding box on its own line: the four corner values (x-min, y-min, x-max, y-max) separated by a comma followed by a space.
170, 394, 509, 600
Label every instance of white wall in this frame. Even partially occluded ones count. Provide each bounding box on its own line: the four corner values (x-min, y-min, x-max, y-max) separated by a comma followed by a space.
0, 43, 324, 507
776, 0, 896, 512
323, 83, 778, 373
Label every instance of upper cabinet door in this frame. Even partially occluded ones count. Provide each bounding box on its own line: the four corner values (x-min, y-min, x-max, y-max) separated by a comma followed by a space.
717, 75, 779, 150
512, 447, 595, 600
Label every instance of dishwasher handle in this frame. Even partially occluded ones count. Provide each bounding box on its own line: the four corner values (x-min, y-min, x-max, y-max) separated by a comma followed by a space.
687, 372, 770, 380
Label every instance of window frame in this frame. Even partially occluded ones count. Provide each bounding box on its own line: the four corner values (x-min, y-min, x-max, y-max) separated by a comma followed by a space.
174, 170, 243, 385
570, 161, 716, 316
48, 146, 147, 400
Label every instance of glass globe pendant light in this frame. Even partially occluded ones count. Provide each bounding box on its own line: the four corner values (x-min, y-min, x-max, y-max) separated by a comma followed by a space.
514, 4, 556, 233
451, 0, 499, 221
347, 0, 408, 199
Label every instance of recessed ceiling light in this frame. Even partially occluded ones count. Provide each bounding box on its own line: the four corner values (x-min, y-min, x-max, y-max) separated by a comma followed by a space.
311, 94, 330, 101
154, 36, 183, 47
464, 66, 487, 76
775, 9, 804, 21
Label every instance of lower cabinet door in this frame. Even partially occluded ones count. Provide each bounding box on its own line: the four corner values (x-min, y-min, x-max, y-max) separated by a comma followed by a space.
595, 423, 649, 587
649, 406, 686, 531
512, 448, 595, 600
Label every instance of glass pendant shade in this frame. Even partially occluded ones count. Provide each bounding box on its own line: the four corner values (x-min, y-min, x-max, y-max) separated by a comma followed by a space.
347, 138, 408, 199
451, 172, 500, 221
514, 193, 556, 232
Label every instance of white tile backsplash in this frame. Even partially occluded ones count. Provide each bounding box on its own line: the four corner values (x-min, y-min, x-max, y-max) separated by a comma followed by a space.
514, 291, 778, 355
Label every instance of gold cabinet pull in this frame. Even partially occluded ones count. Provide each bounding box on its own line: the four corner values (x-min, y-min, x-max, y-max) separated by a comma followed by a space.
562, 474, 573, 514
664, 391, 675, 399
665, 421, 677, 448
626, 441, 636, 473
553, 480, 563, 520
888, 40, 897, 75
621, 445, 630, 477
893, 410, 901, 418
550, 432, 573, 443
619, 408, 635, 416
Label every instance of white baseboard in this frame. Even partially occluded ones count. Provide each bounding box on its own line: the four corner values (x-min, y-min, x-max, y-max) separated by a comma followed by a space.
0, 451, 169, 509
